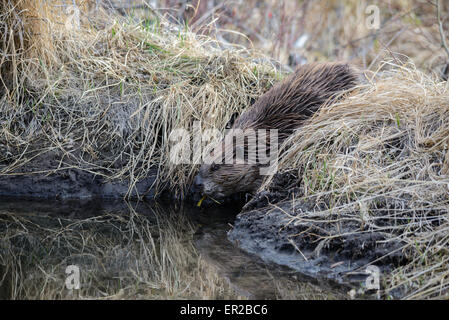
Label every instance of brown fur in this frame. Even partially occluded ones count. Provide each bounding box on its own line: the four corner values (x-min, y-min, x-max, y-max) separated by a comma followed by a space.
193, 62, 360, 200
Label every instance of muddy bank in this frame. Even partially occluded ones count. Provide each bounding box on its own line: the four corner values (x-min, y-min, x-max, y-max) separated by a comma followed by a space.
192, 205, 347, 299
228, 197, 408, 298
0, 150, 157, 199
0, 152, 405, 299
0, 149, 407, 299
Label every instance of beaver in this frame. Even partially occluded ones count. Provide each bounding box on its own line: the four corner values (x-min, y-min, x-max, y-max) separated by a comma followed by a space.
192, 62, 360, 202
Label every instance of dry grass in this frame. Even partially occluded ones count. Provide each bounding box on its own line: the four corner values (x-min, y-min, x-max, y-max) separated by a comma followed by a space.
3, 0, 449, 300
152, 0, 449, 76
246, 0, 449, 72
0, 203, 243, 299
0, 0, 280, 198
0, 2, 274, 297
261, 61, 449, 299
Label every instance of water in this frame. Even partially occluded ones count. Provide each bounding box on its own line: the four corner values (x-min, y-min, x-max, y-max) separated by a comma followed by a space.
0, 197, 345, 299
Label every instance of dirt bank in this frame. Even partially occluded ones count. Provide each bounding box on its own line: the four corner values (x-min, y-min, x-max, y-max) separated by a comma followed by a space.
0, 150, 157, 199
0, 2, 279, 202
229, 65, 449, 299
228, 196, 408, 298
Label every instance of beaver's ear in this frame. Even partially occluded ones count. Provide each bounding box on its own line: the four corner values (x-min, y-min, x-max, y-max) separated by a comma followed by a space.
225, 112, 239, 129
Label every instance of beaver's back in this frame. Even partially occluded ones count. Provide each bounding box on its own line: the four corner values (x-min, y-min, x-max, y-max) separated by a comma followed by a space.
233, 62, 360, 141
191, 62, 361, 201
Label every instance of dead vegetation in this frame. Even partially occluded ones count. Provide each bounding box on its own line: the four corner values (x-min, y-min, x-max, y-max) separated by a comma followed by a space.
0, 0, 279, 199
260, 61, 449, 299
149, 0, 449, 77
0, 1, 275, 298
2, 0, 449, 300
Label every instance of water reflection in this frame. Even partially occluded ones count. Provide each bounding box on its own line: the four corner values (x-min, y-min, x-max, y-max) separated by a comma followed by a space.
0, 197, 344, 299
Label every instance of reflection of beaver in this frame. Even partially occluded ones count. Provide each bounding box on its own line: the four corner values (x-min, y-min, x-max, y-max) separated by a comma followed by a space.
192, 62, 360, 202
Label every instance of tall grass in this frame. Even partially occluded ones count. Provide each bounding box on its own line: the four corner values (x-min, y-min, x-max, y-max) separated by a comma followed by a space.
262, 61, 449, 299
0, 0, 280, 199
152, 0, 449, 76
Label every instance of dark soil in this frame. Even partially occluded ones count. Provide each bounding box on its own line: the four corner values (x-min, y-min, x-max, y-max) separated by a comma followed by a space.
192, 204, 348, 299
0, 150, 157, 199
228, 172, 409, 298
241, 170, 301, 212
228, 200, 408, 298
0, 151, 410, 298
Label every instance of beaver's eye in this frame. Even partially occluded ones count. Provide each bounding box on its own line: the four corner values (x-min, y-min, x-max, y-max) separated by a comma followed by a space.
210, 163, 220, 172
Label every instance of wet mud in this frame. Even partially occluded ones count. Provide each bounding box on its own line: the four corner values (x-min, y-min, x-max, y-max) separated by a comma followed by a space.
0, 150, 157, 199
228, 199, 408, 298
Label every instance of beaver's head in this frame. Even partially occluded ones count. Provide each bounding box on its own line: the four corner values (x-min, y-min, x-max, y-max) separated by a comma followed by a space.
192, 132, 266, 202
193, 162, 262, 202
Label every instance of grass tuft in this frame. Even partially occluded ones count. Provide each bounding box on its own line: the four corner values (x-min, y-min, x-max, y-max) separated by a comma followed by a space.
262, 61, 449, 299
0, 0, 280, 199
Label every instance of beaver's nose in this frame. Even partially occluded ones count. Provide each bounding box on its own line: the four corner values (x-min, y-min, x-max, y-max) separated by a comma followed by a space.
192, 175, 204, 193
